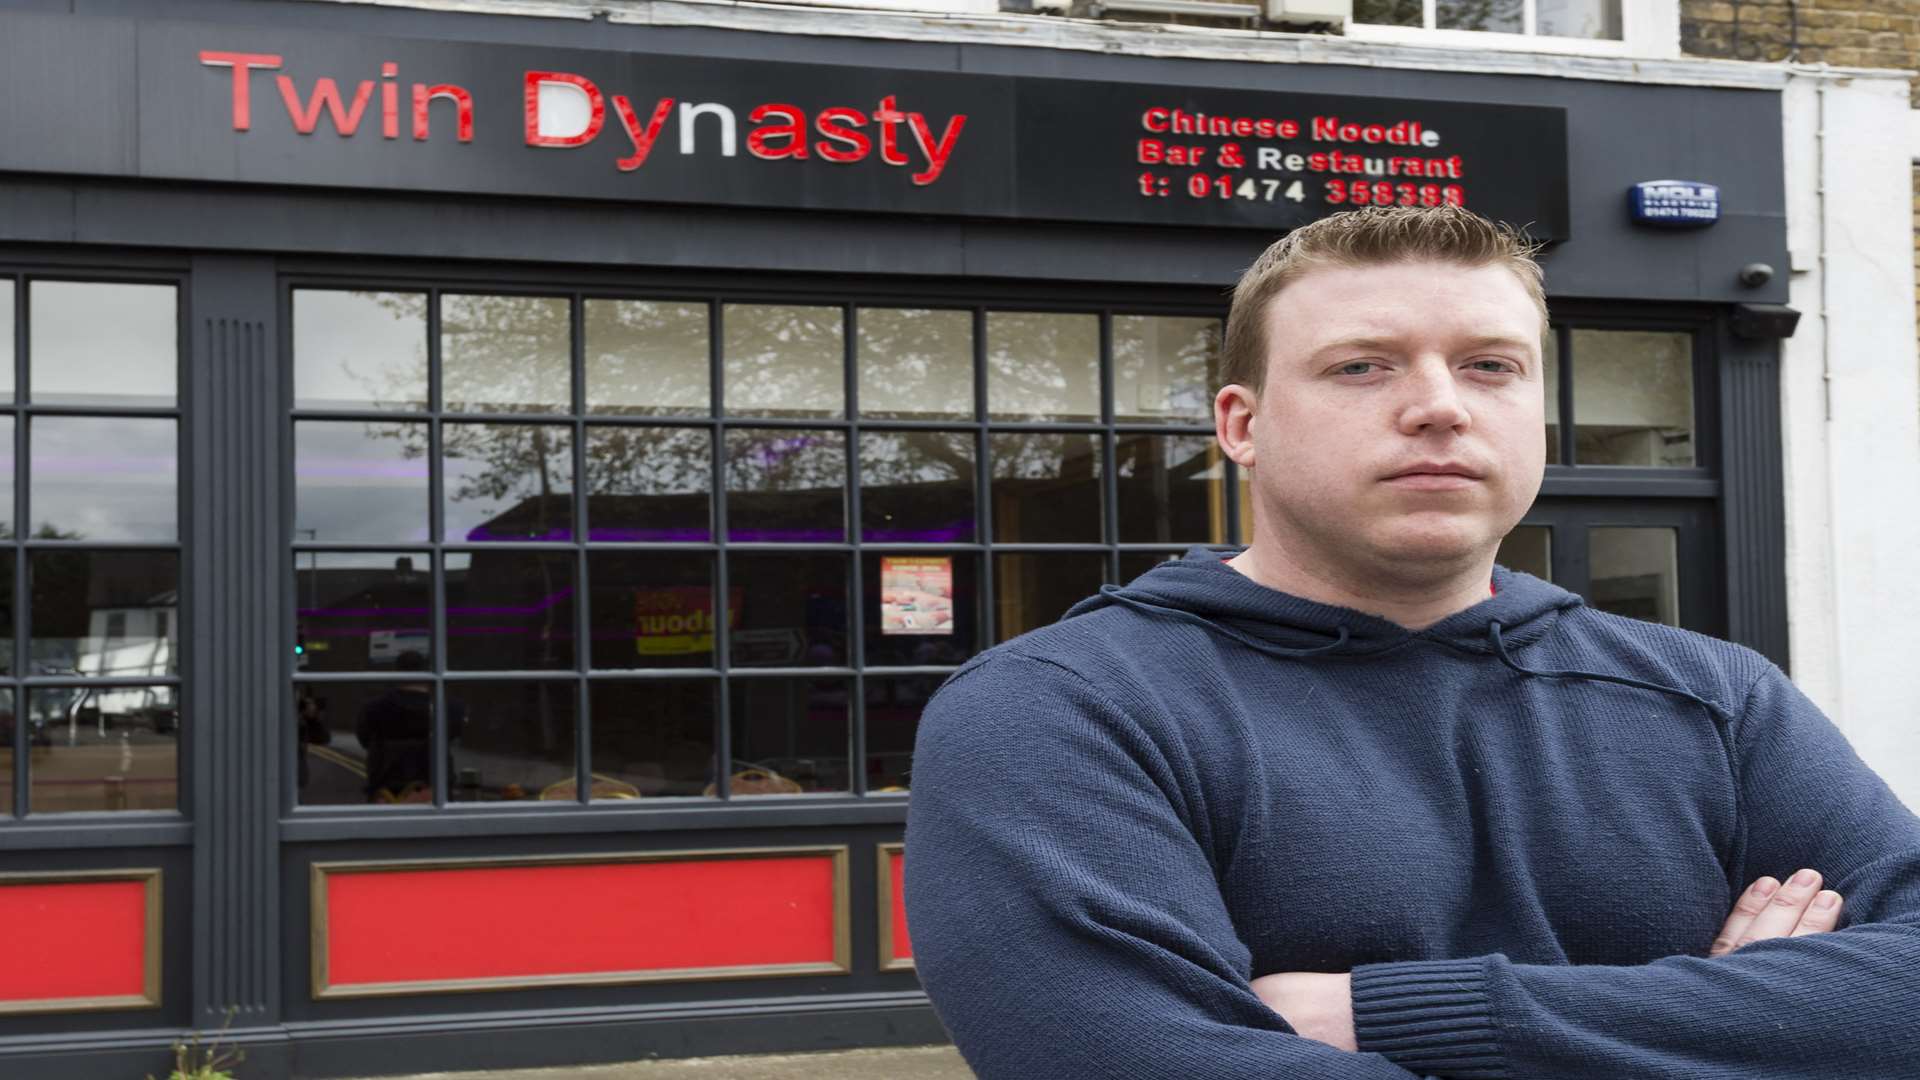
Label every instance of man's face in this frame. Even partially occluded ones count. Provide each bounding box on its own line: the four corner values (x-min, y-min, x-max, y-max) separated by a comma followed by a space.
1239, 258, 1547, 580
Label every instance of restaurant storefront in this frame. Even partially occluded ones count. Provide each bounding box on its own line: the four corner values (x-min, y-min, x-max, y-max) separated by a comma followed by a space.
0, 0, 1832, 1076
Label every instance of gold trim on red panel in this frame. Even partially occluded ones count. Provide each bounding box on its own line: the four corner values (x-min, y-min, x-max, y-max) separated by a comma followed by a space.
310, 846, 851, 1000
876, 842, 914, 973
0, 868, 162, 1015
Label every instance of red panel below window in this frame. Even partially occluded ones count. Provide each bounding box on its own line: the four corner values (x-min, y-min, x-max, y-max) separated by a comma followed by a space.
0, 880, 148, 1002
889, 850, 912, 961
324, 854, 840, 987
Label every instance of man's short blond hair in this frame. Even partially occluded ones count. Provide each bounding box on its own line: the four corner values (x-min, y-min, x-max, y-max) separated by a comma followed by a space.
1221, 206, 1548, 395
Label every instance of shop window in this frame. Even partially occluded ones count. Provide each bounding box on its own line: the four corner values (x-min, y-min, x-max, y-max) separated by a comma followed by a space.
986, 312, 1099, 422
289, 286, 1232, 807
293, 289, 428, 411
1589, 526, 1680, 626
858, 308, 974, 420
585, 299, 710, 417
1, 277, 184, 818
1497, 524, 1552, 580
1567, 329, 1694, 467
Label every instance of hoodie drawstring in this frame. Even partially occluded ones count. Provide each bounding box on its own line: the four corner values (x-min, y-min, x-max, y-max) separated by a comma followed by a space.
1095, 584, 1352, 659
1485, 621, 1735, 724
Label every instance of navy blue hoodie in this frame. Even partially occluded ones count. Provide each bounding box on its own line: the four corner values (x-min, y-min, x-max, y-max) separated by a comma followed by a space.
904, 547, 1920, 1078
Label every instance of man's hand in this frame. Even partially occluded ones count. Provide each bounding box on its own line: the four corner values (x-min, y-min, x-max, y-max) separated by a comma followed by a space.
1248, 971, 1356, 1052
1708, 868, 1844, 957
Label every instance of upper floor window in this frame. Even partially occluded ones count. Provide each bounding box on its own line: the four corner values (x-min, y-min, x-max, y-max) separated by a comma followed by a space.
1347, 0, 1677, 57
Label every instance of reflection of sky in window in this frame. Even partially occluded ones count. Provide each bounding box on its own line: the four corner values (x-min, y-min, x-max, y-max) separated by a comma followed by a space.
294, 421, 428, 543
0, 284, 14, 401
293, 290, 428, 411
31, 417, 177, 541
30, 282, 177, 407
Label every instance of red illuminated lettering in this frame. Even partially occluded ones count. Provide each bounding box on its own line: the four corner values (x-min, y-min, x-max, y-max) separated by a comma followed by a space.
1143, 108, 1170, 133
747, 104, 811, 160
613, 95, 676, 171
905, 112, 964, 185
198, 50, 283, 131
815, 108, 871, 163
277, 75, 374, 136
524, 71, 606, 148
381, 62, 399, 139
412, 84, 473, 142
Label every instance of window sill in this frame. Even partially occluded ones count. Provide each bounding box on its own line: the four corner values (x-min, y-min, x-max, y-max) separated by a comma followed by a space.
281, 795, 909, 842
0, 815, 192, 850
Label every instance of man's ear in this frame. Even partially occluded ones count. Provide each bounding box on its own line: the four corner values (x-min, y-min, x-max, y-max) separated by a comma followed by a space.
1215, 383, 1257, 469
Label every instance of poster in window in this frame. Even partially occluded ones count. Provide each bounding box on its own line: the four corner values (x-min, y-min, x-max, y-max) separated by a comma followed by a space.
880, 557, 954, 636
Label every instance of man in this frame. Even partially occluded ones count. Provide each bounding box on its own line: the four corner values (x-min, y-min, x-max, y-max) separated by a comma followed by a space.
903, 206, 1920, 1077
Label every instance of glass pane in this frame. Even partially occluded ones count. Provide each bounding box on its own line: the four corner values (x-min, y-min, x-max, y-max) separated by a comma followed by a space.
1119, 551, 1180, 584
0, 553, 12, 674
1353, 0, 1422, 26
442, 423, 573, 542
29, 281, 176, 407
448, 680, 577, 802
30, 550, 178, 678
445, 551, 576, 671
858, 308, 973, 420
728, 553, 848, 668
441, 294, 571, 414
31, 417, 176, 541
723, 304, 844, 419
986, 312, 1099, 422
865, 676, 940, 793
293, 290, 428, 411
990, 432, 1103, 543
585, 299, 710, 416
0, 416, 11, 538
1112, 316, 1219, 424
1589, 527, 1680, 626
585, 426, 711, 542
1540, 0, 1621, 39
295, 680, 438, 806
1543, 330, 1561, 466
995, 553, 1104, 643
727, 677, 849, 795
1572, 330, 1694, 467
294, 420, 429, 543
0, 281, 13, 403
725, 428, 846, 542
588, 551, 716, 670
863, 552, 978, 666
1116, 434, 1227, 544
1498, 525, 1552, 581
0, 689, 11, 814
588, 680, 715, 799
28, 685, 177, 812
294, 552, 431, 673
860, 431, 976, 543
1437, 0, 1522, 32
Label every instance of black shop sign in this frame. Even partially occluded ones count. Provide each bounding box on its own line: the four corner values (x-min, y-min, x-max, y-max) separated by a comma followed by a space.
7, 16, 1570, 238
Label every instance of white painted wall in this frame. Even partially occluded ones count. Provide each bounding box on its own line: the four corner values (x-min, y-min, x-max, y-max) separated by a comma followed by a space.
1780, 71, 1920, 811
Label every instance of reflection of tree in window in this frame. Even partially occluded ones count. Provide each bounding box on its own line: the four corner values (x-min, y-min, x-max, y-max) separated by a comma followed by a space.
724, 304, 844, 419
858, 308, 973, 420
986, 312, 1099, 422
1111, 316, 1220, 424
440, 294, 570, 413
585, 299, 711, 415
1436, 0, 1523, 32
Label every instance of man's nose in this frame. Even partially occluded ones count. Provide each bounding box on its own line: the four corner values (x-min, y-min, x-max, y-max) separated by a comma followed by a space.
1395, 357, 1471, 434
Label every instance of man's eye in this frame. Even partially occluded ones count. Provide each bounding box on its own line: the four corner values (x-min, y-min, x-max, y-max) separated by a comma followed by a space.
1338, 362, 1377, 376
1469, 359, 1514, 373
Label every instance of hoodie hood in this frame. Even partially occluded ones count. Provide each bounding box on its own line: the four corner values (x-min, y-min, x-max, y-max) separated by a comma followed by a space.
1065, 545, 1581, 657
1065, 545, 1734, 724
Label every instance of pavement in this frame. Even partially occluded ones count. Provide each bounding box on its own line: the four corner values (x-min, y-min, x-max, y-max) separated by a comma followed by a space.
352, 1045, 973, 1080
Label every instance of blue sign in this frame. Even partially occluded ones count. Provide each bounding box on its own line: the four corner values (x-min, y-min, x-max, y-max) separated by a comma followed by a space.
1630, 180, 1719, 227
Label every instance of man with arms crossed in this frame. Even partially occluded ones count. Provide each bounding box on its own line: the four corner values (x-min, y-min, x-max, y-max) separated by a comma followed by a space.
904, 206, 1920, 1078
